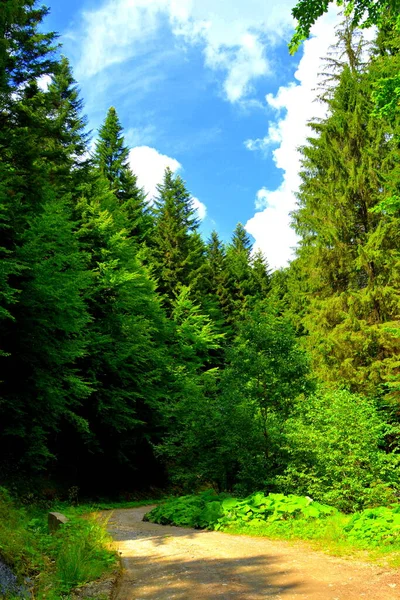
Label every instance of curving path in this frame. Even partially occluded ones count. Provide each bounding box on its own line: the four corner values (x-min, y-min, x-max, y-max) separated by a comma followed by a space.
108, 506, 400, 600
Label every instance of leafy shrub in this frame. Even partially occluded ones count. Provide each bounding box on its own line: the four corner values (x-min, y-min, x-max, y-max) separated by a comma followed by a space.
215, 492, 337, 530
344, 506, 400, 546
144, 491, 227, 528
145, 491, 336, 531
277, 389, 400, 512
145, 492, 400, 556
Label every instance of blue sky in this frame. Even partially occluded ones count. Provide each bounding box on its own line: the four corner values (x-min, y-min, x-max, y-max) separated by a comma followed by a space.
43, 0, 339, 268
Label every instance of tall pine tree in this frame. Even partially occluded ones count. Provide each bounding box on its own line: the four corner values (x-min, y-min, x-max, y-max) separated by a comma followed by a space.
94, 107, 153, 245
292, 23, 400, 396
151, 168, 205, 311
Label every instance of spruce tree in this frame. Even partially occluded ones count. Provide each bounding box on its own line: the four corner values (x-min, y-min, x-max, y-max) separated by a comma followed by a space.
225, 223, 255, 316
251, 249, 272, 300
94, 107, 153, 244
292, 24, 400, 396
69, 175, 170, 483
44, 56, 90, 189
204, 231, 235, 329
0, 1, 93, 470
151, 168, 205, 310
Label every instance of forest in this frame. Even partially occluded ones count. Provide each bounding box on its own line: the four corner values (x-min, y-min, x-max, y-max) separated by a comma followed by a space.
0, 0, 399, 515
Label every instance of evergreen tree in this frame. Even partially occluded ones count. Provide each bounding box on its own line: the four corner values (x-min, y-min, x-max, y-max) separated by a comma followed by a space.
154, 287, 224, 489
94, 107, 153, 244
0, 1, 93, 470
292, 24, 400, 396
251, 249, 272, 300
225, 223, 255, 316
151, 168, 205, 310
204, 231, 234, 327
68, 175, 170, 485
44, 56, 90, 189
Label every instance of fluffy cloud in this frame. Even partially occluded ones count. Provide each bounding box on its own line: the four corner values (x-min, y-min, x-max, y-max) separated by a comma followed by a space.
73, 0, 295, 102
129, 145, 181, 200
191, 196, 207, 221
128, 146, 207, 220
245, 11, 340, 269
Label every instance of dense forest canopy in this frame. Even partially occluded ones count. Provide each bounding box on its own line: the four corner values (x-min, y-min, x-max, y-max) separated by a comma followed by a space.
0, 0, 399, 511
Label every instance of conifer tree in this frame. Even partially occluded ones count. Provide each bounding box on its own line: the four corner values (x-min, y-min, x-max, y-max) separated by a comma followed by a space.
44, 56, 90, 188
151, 168, 205, 310
69, 175, 170, 481
94, 107, 153, 244
154, 287, 223, 488
251, 249, 272, 299
204, 231, 235, 328
225, 223, 255, 316
0, 1, 93, 469
292, 24, 400, 396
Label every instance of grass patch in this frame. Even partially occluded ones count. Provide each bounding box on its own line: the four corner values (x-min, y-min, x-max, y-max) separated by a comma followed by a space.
145, 491, 400, 568
0, 487, 117, 599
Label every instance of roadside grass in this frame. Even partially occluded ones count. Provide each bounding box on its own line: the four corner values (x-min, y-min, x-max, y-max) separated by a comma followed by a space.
0, 487, 118, 599
223, 515, 400, 568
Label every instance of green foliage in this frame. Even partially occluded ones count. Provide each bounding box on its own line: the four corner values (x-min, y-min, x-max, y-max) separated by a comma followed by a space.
292, 24, 400, 396
345, 505, 400, 546
345, 506, 400, 545
144, 491, 227, 528
145, 492, 338, 532
0, 487, 116, 598
289, 0, 397, 54
218, 302, 312, 493
279, 389, 400, 511
94, 107, 153, 244
151, 168, 205, 310
45, 515, 116, 595
146, 492, 400, 559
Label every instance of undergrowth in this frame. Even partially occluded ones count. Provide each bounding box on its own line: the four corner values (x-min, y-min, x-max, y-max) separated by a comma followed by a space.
145, 491, 400, 566
0, 487, 117, 599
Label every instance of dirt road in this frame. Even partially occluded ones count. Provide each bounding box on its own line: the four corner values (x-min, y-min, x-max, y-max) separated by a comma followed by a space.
108, 506, 400, 600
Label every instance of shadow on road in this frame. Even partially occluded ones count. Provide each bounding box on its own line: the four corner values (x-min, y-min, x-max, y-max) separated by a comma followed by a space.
110, 516, 303, 599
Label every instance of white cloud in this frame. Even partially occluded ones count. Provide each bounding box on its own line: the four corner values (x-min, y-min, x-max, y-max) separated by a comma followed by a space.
73, 0, 295, 102
245, 11, 340, 269
129, 145, 181, 200
128, 146, 207, 220
191, 196, 207, 221
205, 33, 269, 103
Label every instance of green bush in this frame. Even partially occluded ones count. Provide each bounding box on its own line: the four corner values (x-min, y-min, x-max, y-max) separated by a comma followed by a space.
214, 492, 337, 530
277, 389, 400, 512
144, 491, 227, 528
146, 493, 400, 554
145, 491, 337, 531
344, 506, 400, 546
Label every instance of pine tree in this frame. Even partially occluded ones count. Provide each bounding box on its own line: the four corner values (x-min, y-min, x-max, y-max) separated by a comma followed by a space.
0, 2, 94, 470
225, 223, 255, 316
203, 231, 235, 328
68, 175, 170, 483
292, 24, 400, 396
251, 249, 272, 300
94, 107, 153, 244
151, 168, 205, 310
44, 56, 90, 189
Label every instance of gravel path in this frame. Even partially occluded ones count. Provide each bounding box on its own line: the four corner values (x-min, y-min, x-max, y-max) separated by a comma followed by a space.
108, 506, 400, 600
